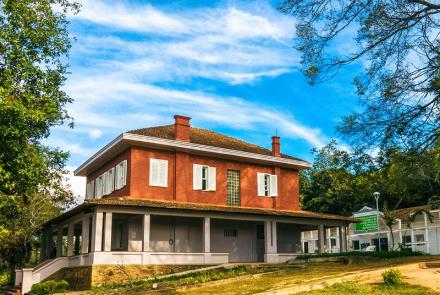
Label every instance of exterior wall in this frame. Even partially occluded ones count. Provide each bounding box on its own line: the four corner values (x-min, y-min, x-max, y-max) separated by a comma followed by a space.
210, 219, 264, 262
128, 146, 300, 210
87, 148, 131, 198
149, 216, 203, 253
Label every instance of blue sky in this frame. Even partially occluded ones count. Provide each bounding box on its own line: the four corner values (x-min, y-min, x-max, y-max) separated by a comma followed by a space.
50, 0, 362, 198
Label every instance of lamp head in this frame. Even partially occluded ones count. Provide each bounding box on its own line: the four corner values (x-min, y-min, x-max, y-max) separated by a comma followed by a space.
373, 191, 380, 200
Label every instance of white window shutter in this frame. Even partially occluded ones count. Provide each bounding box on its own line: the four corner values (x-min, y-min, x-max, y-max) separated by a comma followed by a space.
257, 173, 265, 196
160, 160, 168, 187
149, 159, 158, 186
208, 166, 216, 191
150, 159, 167, 187
115, 163, 121, 189
86, 180, 94, 199
103, 172, 109, 195
270, 174, 278, 197
121, 160, 127, 186
109, 167, 115, 193
95, 176, 103, 199
193, 164, 203, 190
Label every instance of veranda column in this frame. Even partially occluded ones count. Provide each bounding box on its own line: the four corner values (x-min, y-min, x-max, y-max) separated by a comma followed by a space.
92, 211, 104, 252
39, 229, 47, 261
203, 217, 211, 253
338, 226, 344, 252
143, 213, 151, 251
67, 222, 74, 256
81, 217, 90, 254
318, 224, 325, 254
104, 212, 112, 251
264, 220, 277, 262
410, 228, 415, 251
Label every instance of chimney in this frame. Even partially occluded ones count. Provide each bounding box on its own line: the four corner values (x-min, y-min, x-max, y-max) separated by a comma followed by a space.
272, 136, 280, 157
174, 115, 191, 141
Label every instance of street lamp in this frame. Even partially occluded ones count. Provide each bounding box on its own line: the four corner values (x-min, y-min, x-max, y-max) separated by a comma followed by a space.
373, 192, 381, 251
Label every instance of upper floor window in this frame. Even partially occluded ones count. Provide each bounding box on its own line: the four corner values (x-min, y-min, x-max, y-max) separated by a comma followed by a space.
193, 164, 216, 191
115, 160, 127, 189
149, 158, 168, 187
86, 180, 94, 199
95, 175, 104, 199
257, 173, 278, 197
88, 160, 127, 199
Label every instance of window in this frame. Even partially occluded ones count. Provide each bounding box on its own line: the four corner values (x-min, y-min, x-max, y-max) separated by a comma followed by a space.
330, 238, 337, 248
115, 160, 127, 190
415, 234, 425, 242
224, 229, 237, 237
193, 164, 216, 191
104, 168, 115, 195
403, 235, 412, 244
149, 159, 168, 187
86, 180, 95, 199
95, 175, 104, 199
257, 173, 278, 197
353, 240, 360, 250
227, 170, 240, 206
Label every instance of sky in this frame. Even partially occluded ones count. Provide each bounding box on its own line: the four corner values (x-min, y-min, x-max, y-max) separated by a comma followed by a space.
49, 0, 362, 200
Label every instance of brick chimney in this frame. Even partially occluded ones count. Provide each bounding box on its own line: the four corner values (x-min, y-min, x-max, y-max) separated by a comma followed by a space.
174, 115, 191, 141
272, 136, 280, 157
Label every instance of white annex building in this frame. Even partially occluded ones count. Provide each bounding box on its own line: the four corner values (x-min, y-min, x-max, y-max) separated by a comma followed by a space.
348, 205, 440, 254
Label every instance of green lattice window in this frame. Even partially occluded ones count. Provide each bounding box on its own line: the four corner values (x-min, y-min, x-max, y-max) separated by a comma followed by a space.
227, 170, 240, 206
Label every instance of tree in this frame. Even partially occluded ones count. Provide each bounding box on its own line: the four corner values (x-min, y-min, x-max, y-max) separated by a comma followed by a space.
0, 0, 79, 271
279, 0, 440, 151
382, 203, 397, 250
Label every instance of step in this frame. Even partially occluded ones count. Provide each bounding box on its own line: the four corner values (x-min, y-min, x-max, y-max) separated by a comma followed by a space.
424, 262, 440, 268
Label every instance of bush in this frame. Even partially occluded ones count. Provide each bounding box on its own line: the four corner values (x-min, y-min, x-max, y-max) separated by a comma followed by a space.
296, 249, 424, 260
382, 269, 403, 285
0, 270, 11, 287
31, 279, 69, 295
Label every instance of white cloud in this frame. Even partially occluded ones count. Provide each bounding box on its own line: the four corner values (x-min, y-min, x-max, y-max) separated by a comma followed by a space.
66, 166, 86, 203
70, 0, 298, 84
88, 129, 103, 139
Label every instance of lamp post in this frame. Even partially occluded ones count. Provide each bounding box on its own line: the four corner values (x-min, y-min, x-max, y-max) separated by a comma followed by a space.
373, 192, 381, 251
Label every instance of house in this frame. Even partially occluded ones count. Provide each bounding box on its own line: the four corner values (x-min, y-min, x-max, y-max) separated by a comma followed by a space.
15, 115, 355, 293
348, 205, 440, 253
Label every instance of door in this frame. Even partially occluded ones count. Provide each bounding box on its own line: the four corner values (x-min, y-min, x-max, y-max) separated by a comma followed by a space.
256, 224, 265, 262
304, 242, 309, 254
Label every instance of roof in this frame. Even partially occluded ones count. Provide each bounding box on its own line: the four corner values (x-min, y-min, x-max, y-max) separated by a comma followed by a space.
44, 197, 357, 226
128, 125, 304, 161
391, 205, 431, 221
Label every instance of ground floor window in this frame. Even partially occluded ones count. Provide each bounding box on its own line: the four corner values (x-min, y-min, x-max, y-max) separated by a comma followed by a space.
330, 238, 337, 248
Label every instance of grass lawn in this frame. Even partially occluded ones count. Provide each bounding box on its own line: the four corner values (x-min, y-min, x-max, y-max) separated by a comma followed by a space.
88, 256, 439, 295
296, 282, 438, 295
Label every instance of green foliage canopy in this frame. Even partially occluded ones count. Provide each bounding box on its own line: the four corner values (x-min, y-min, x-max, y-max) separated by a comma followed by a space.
0, 0, 79, 269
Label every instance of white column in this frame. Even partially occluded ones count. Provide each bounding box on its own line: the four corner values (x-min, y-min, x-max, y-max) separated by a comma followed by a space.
92, 211, 103, 252
143, 213, 151, 252
424, 213, 430, 253
67, 223, 74, 256
318, 224, 325, 254
411, 228, 415, 251
104, 212, 112, 251
203, 217, 210, 253
264, 220, 277, 262
81, 217, 90, 254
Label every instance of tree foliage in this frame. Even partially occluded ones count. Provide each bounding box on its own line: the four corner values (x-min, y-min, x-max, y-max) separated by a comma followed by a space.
0, 0, 79, 270
279, 0, 440, 151
301, 141, 440, 216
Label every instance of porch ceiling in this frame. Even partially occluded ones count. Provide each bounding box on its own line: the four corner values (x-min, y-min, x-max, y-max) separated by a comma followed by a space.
44, 197, 358, 227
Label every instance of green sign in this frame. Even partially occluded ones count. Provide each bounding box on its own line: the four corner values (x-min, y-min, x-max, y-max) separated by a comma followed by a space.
355, 214, 378, 232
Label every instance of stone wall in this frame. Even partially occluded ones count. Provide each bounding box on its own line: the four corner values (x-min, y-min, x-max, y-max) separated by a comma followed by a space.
47, 264, 204, 291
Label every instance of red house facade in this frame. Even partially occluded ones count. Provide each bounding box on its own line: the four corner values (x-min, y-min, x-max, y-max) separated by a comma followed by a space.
16, 115, 355, 293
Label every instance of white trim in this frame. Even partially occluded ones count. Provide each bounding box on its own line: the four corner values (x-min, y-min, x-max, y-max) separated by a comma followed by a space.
74, 133, 311, 176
